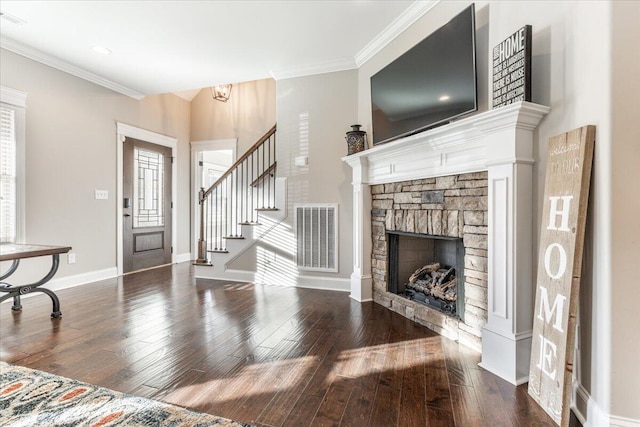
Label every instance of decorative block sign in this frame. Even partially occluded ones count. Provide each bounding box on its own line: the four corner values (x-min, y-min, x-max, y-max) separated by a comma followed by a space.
492, 25, 532, 108
528, 126, 595, 426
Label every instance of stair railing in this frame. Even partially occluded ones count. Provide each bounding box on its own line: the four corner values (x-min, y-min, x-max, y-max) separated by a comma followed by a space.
195, 124, 277, 265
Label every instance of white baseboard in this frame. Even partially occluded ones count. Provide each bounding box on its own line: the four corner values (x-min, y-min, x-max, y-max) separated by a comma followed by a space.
350, 295, 373, 303
46, 267, 118, 292
296, 275, 350, 292
611, 415, 640, 427
575, 383, 609, 427
573, 383, 639, 427
175, 253, 192, 263
198, 268, 350, 293
0, 267, 118, 304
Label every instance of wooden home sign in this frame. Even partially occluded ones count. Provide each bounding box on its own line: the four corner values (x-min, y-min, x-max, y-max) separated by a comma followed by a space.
528, 126, 595, 426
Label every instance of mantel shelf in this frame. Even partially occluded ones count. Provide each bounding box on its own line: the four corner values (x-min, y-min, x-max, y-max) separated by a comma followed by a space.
343, 101, 550, 186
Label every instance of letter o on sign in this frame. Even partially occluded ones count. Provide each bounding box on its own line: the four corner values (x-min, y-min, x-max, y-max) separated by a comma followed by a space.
544, 243, 567, 280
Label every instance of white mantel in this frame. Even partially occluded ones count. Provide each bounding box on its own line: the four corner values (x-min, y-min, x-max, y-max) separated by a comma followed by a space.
343, 101, 550, 385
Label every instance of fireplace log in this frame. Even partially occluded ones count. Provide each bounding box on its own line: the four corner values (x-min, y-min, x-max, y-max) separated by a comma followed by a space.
431, 277, 457, 301
438, 267, 455, 285
406, 262, 457, 303
408, 262, 440, 283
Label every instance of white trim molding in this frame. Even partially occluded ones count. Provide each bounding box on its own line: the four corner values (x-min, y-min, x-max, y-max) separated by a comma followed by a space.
270, 57, 357, 81
1, 37, 145, 100
573, 383, 640, 427
0, 267, 117, 303
217, 270, 350, 293
355, 0, 440, 67
176, 253, 192, 264
611, 416, 640, 427
343, 101, 550, 385
115, 122, 178, 276
0, 86, 27, 243
0, 86, 28, 108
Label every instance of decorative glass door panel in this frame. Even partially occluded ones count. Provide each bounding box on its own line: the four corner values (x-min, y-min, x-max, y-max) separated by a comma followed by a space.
133, 148, 165, 228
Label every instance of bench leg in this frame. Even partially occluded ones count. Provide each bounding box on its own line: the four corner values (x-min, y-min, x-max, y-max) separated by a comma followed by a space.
31, 288, 62, 318
12, 295, 22, 311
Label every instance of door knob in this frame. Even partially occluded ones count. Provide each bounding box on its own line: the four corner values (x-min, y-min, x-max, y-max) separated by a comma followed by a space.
123, 213, 131, 217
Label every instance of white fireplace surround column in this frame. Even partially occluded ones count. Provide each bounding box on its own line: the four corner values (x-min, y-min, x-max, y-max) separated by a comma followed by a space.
343, 101, 550, 385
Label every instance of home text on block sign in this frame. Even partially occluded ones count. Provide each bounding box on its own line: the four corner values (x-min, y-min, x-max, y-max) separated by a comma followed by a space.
528, 126, 595, 426
492, 25, 532, 108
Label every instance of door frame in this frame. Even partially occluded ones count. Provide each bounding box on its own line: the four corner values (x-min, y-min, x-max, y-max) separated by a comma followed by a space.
190, 139, 237, 259
116, 122, 178, 276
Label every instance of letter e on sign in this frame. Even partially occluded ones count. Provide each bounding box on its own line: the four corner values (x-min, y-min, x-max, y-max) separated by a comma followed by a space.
528, 126, 595, 426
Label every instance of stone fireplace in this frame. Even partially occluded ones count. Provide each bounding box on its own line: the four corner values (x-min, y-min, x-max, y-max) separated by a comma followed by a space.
371, 172, 488, 350
343, 102, 550, 385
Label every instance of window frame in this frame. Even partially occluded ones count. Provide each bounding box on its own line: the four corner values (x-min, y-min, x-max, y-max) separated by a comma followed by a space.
0, 86, 27, 243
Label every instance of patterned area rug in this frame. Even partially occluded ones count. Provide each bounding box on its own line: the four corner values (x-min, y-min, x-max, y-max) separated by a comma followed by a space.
0, 362, 254, 426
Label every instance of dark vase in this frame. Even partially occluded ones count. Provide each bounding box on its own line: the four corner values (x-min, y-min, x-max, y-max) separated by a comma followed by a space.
345, 124, 367, 155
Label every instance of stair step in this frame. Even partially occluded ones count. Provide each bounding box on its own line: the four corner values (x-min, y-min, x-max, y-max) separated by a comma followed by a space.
238, 222, 261, 226
208, 249, 229, 254
255, 207, 279, 212
224, 236, 245, 240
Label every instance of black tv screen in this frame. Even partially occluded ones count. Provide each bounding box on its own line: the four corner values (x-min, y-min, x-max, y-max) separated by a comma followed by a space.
371, 4, 477, 145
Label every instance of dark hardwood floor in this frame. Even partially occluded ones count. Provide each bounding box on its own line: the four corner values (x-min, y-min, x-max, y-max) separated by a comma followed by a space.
1, 262, 578, 426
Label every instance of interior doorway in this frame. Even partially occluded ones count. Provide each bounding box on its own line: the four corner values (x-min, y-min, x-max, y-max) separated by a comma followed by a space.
190, 139, 237, 259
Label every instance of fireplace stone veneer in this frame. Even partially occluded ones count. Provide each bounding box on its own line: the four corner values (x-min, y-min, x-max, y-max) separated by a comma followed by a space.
371, 173, 488, 351
343, 101, 550, 385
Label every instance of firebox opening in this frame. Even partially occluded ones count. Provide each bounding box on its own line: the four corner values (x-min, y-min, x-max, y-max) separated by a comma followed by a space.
387, 231, 465, 320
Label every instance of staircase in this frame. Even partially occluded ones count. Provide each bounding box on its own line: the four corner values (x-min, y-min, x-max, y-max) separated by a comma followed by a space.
194, 125, 287, 278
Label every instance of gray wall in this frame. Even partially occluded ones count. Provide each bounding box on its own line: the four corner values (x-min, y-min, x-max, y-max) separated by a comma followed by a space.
230, 70, 358, 282
190, 78, 276, 151
0, 48, 191, 282
610, 1, 640, 419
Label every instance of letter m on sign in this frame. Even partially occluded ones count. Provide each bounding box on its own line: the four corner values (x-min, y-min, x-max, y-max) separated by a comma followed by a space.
528, 126, 595, 427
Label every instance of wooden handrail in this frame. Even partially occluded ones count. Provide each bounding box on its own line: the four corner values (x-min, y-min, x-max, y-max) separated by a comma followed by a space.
202, 124, 277, 198
251, 162, 277, 187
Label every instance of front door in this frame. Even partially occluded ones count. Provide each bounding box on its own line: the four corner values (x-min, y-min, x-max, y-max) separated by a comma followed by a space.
123, 137, 172, 273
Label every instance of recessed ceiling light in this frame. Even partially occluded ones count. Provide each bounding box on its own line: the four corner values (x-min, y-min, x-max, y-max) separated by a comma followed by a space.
92, 45, 112, 55
439, 95, 450, 102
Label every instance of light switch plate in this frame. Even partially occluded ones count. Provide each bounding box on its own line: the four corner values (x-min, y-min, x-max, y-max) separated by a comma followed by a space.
95, 190, 108, 200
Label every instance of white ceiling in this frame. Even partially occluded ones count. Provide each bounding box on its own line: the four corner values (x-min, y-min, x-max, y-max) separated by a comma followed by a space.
0, 1, 436, 100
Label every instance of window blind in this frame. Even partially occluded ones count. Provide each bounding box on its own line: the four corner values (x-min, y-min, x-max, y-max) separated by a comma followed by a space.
0, 105, 16, 242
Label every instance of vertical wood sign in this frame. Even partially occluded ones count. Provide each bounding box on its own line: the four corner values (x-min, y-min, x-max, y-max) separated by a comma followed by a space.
528, 126, 595, 426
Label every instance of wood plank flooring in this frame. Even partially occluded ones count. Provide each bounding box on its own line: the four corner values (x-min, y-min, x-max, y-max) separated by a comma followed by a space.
0, 262, 579, 426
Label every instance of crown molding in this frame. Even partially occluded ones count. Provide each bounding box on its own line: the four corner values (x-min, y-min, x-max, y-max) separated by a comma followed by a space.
1, 37, 145, 100
0, 86, 28, 107
270, 57, 357, 81
355, 0, 440, 67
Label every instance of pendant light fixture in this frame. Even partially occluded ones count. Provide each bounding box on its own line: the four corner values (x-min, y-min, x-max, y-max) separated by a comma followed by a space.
211, 84, 232, 102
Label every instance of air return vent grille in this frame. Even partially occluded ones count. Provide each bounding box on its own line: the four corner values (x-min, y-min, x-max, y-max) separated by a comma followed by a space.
295, 204, 338, 272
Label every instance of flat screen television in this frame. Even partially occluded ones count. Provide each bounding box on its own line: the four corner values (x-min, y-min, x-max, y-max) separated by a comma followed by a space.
371, 4, 477, 145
